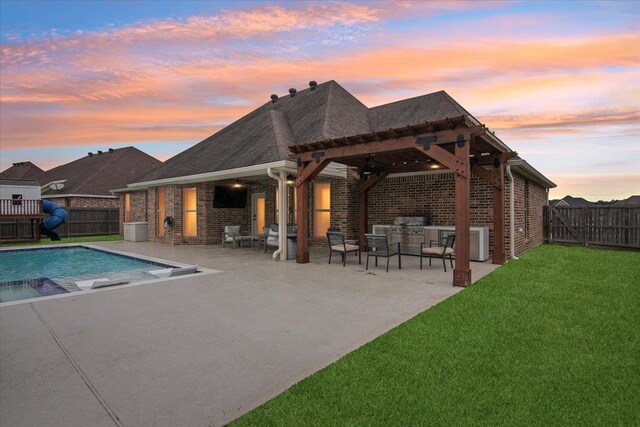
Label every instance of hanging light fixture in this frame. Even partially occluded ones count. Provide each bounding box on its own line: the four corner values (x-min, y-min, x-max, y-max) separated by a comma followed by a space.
286, 174, 295, 185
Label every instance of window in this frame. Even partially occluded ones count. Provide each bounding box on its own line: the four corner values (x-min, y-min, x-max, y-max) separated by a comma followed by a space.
124, 193, 131, 222
183, 187, 197, 236
313, 182, 330, 237
11, 194, 22, 206
157, 187, 166, 236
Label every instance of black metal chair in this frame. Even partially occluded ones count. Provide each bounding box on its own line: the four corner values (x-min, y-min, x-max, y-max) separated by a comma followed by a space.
254, 226, 270, 252
365, 234, 401, 272
327, 231, 360, 266
420, 234, 455, 272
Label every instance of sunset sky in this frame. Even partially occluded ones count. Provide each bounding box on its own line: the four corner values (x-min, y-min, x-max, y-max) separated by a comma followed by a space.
1, 0, 638, 200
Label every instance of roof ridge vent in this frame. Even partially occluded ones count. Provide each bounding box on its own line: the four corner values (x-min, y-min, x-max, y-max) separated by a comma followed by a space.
289, 88, 297, 97
309, 81, 317, 90
270, 94, 278, 103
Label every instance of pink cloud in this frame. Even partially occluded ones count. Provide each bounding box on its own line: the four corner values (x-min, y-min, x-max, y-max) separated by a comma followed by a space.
1, 0, 638, 198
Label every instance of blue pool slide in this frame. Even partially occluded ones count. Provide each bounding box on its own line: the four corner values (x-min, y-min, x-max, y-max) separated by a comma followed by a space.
40, 199, 67, 240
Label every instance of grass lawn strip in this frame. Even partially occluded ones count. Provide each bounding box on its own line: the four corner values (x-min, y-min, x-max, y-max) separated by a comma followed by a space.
233, 245, 640, 426
1, 234, 123, 247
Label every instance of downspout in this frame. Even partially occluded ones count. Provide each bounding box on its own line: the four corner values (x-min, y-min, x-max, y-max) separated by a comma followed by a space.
266, 168, 287, 261
278, 170, 287, 261
506, 164, 519, 260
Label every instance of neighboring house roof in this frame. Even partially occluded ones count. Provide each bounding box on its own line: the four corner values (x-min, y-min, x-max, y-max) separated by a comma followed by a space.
553, 195, 593, 207
550, 199, 570, 207
131, 80, 553, 188
0, 161, 44, 181
614, 195, 640, 206
0, 178, 41, 187
40, 147, 161, 197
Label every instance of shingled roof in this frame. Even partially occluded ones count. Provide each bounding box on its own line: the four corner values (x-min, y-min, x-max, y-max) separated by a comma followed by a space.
0, 161, 44, 181
134, 80, 484, 185
40, 147, 161, 197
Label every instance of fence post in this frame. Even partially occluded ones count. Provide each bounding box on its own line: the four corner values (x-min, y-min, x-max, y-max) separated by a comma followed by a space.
543, 206, 549, 243
583, 207, 588, 247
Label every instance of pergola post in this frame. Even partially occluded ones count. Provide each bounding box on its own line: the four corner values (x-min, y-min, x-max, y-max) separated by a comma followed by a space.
295, 180, 310, 263
454, 139, 471, 286
295, 158, 329, 263
492, 164, 506, 264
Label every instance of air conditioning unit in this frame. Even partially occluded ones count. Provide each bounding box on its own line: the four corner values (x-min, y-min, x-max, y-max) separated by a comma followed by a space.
424, 226, 489, 261
123, 222, 148, 242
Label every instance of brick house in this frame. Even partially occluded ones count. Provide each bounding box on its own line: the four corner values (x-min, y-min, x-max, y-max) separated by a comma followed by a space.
117, 80, 554, 274
1, 147, 161, 209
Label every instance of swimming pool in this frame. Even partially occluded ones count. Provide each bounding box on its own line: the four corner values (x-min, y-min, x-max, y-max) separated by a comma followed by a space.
0, 246, 178, 303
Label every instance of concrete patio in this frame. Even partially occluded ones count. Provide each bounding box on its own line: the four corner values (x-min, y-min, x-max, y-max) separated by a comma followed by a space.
0, 241, 499, 426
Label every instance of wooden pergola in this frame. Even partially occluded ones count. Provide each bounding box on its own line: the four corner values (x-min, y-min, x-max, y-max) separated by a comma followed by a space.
290, 115, 516, 286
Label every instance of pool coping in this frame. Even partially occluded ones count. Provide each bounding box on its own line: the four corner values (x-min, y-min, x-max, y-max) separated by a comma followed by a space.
0, 243, 221, 307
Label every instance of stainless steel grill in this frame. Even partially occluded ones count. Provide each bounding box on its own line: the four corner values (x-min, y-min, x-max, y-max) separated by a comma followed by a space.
390, 217, 428, 255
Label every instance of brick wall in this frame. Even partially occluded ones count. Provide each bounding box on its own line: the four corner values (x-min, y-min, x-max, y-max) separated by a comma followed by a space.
121, 170, 547, 256
367, 172, 500, 253
118, 191, 147, 235
45, 197, 117, 208
366, 170, 547, 258
130, 179, 282, 245
510, 173, 547, 255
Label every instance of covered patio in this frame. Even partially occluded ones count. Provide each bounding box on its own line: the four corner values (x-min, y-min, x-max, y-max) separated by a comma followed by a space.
291, 116, 516, 286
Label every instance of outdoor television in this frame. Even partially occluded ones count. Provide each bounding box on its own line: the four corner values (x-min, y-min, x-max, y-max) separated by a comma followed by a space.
213, 186, 247, 208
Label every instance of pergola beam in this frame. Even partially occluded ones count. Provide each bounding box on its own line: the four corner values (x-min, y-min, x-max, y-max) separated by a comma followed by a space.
292, 126, 484, 164
416, 144, 468, 178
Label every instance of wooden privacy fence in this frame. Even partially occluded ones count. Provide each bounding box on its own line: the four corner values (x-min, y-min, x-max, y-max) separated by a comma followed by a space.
1, 207, 119, 240
545, 206, 640, 249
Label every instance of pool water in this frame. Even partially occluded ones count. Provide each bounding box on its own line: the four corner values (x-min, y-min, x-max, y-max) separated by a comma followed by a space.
0, 246, 176, 302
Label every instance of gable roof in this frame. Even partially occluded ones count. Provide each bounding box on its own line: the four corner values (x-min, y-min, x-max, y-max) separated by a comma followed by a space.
0, 161, 44, 181
368, 90, 472, 131
40, 147, 161, 197
135, 81, 370, 184
131, 80, 552, 188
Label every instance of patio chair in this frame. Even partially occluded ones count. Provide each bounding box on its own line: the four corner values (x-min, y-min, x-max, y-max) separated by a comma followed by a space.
254, 226, 270, 252
365, 234, 401, 272
265, 227, 279, 253
420, 234, 455, 272
222, 225, 251, 247
327, 231, 360, 266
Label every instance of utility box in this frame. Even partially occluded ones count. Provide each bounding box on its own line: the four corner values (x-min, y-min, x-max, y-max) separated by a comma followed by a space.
123, 222, 148, 242
287, 236, 296, 260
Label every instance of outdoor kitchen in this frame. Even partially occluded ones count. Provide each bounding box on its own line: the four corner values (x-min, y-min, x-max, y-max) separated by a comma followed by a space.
372, 216, 489, 261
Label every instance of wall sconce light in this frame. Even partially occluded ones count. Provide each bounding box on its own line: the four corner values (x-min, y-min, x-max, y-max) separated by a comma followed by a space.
286, 174, 295, 185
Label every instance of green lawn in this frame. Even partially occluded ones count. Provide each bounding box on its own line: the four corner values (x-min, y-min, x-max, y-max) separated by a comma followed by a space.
234, 245, 640, 426
1, 234, 123, 247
